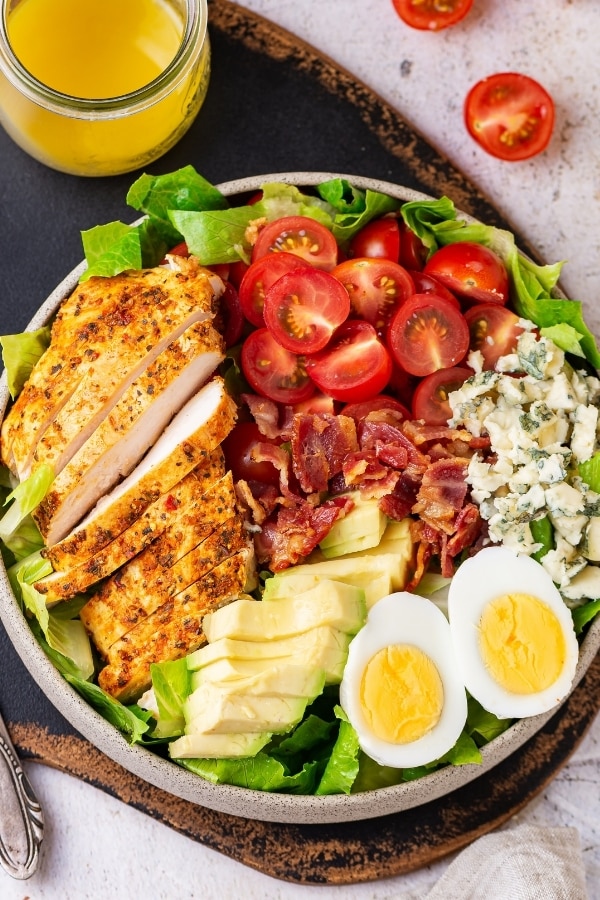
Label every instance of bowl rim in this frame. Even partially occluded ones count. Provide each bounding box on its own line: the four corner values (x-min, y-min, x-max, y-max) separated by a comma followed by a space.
1, 171, 598, 825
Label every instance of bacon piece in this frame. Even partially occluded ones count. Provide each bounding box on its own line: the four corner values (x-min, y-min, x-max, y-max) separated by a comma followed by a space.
359, 419, 428, 470
446, 503, 483, 557
291, 414, 358, 493
379, 470, 422, 521
255, 496, 353, 571
241, 394, 282, 440
412, 458, 469, 535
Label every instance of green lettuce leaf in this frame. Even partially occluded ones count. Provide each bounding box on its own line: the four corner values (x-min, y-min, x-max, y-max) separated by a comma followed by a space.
530, 515, 554, 563
578, 453, 600, 492
0, 464, 54, 550
10, 552, 95, 680
315, 707, 361, 795
80, 221, 142, 281
328, 188, 400, 244
149, 657, 192, 739
257, 182, 334, 226
466, 696, 513, 746
126, 165, 228, 234
540, 324, 586, 358
65, 675, 150, 744
572, 599, 600, 634
0, 327, 51, 399
178, 752, 320, 793
168, 206, 260, 265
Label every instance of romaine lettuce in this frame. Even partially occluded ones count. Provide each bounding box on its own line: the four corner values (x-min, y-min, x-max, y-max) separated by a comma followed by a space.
0, 327, 51, 399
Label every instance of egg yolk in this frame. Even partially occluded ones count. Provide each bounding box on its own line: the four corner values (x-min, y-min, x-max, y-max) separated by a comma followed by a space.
360, 644, 444, 744
478, 593, 566, 694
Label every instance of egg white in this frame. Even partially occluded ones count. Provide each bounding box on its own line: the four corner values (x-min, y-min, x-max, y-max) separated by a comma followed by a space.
448, 546, 579, 719
340, 592, 468, 769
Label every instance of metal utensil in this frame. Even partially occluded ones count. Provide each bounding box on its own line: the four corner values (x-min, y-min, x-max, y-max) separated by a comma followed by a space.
0, 708, 43, 879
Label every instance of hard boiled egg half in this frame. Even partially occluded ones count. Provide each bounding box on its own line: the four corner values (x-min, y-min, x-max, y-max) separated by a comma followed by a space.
339, 592, 468, 768
448, 546, 579, 719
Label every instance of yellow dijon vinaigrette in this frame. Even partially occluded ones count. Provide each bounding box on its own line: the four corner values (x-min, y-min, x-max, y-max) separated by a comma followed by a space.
0, 0, 210, 176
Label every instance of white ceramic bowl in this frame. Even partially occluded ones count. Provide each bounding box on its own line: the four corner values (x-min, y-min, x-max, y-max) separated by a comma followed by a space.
1, 173, 599, 824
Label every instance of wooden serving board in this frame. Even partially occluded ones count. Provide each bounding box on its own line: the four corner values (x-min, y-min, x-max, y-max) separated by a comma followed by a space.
0, 0, 599, 885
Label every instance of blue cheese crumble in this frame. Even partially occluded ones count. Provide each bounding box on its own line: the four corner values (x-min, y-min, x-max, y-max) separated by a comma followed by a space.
449, 329, 600, 602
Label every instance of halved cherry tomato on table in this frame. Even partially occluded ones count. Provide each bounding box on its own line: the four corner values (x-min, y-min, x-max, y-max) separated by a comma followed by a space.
222, 422, 281, 486
408, 270, 461, 309
341, 394, 411, 423
465, 304, 526, 370
240, 327, 315, 405
464, 72, 555, 162
423, 242, 510, 306
252, 215, 339, 271
238, 252, 308, 327
412, 366, 474, 425
306, 320, 393, 404
391, 0, 473, 31
263, 268, 350, 354
387, 293, 470, 377
349, 216, 400, 261
331, 258, 414, 332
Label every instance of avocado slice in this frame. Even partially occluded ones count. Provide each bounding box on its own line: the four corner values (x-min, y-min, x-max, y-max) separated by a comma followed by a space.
203, 580, 366, 642
319, 493, 387, 557
169, 730, 272, 759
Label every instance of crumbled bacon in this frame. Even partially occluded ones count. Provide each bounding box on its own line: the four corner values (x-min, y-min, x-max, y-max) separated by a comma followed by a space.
291, 413, 358, 493
241, 394, 282, 439
412, 458, 469, 535
254, 496, 354, 571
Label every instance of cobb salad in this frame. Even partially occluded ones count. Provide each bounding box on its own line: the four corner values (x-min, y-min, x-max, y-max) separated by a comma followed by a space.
1, 167, 600, 797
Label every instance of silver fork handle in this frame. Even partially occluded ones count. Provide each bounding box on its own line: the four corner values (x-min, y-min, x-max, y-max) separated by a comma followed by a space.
0, 716, 44, 879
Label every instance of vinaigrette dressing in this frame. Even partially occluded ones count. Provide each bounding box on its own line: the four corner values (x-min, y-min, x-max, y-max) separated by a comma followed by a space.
0, 0, 210, 176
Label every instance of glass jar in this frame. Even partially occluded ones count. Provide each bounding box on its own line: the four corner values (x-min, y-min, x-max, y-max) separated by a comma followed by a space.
0, 0, 210, 177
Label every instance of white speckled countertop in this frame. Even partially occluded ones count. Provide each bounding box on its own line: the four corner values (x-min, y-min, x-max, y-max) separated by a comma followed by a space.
2, 2, 600, 897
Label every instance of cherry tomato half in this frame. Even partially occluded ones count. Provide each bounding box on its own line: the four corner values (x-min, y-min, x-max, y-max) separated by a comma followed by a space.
465, 72, 555, 162
306, 320, 393, 404
387, 294, 470, 377
465, 304, 526, 370
412, 366, 474, 425
331, 257, 414, 332
262, 268, 350, 354
238, 252, 308, 327
423, 242, 510, 306
252, 215, 338, 271
222, 422, 281, 486
408, 270, 461, 309
391, 0, 473, 31
349, 217, 400, 261
240, 328, 315, 405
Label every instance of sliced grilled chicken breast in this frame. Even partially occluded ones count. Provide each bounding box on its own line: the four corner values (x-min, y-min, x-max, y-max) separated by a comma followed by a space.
1, 258, 222, 478
98, 548, 254, 702
40, 375, 236, 564
32, 322, 224, 543
35, 452, 227, 603
80, 475, 240, 655
31, 319, 223, 481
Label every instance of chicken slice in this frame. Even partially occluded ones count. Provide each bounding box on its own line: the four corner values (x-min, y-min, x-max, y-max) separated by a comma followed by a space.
35, 455, 229, 603
98, 548, 254, 702
30, 319, 223, 482
1, 258, 222, 478
32, 322, 224, 543
80, 482, 242, 655
40, 375, 236, 562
